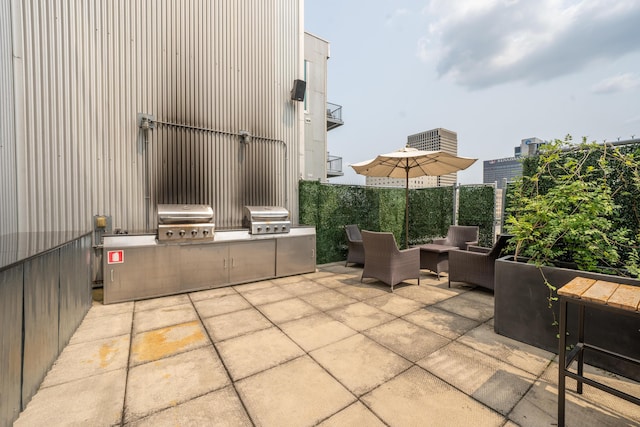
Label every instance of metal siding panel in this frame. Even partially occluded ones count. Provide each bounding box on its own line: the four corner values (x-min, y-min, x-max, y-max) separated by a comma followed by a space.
15, 0, 302, 233
22, 250, 60, 409
0, 264, 23, 427
58, 235, 91, 352
0, 0, 18, 236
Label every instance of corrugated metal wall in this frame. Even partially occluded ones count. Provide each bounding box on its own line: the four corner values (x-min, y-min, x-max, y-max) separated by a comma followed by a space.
0, 0, 18, 236
7, 0, 302, 233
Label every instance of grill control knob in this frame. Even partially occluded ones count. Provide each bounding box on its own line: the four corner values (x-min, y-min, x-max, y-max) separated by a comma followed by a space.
273, 225, 279, 231
281, 226, 286, 232
202, 229, 209, 236
166, 230, 174, 237
257, 227, 262, 233
191, 229, 198, 237
266, 226, 270, 232
179, 230, 186, 237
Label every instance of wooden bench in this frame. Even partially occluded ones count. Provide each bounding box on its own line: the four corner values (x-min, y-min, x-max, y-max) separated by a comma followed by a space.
557, 277, 640, 426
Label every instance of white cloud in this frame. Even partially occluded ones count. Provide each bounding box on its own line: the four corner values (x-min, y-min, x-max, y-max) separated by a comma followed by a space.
591, 73, 640, 94
418, 0, 640, 89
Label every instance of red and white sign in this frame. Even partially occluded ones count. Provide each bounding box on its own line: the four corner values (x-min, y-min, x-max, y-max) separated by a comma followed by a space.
107, 250, 124, 264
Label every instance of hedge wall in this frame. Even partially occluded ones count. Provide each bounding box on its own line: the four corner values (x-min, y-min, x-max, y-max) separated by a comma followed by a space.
299, 181, 495, 264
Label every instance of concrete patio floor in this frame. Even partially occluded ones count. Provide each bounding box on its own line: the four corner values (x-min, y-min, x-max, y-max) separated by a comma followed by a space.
14, 263, 640, 426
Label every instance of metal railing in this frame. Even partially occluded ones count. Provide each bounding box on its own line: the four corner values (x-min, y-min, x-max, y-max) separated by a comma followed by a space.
327, 153, 343, 176
326, 102, 343, 122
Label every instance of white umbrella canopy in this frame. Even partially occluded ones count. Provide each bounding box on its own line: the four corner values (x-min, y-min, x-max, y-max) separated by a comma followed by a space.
350, 146, 477, 248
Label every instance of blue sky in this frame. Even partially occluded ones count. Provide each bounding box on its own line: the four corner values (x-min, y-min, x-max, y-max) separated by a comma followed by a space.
304, 0, 640, 184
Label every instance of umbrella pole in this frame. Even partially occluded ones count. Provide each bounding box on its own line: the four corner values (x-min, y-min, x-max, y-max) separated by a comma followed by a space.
405, 167, 409, 249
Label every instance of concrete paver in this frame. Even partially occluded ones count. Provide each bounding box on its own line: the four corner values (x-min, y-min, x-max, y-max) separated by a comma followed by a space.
236, 356, 356, 427
191, 292, 251, 317
126, 386, 251, 427
326, 301, 396, 331
217, 327, 305, 380
403, 305, 480, 339
15, 369, 127, 427
365, 318, 451, 362
310, 334, 412, 396
361, 366, 505, 427
257, 297, 319, 323
41, 334, 130, 387
125, 346, 230, 422
14, 263, 640, 426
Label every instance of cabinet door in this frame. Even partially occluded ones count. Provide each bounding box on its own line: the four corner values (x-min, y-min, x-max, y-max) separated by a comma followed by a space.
104, 245, 179, 304
229, 240, 276, 283
276, 235, 316, 277
180, 244, 229, 291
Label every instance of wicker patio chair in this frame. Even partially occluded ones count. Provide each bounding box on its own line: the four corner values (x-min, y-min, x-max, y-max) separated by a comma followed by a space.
344, 224, 365, 266
447, 234, 513, 290
432, 225, 479, 250
361, 230, 420, 291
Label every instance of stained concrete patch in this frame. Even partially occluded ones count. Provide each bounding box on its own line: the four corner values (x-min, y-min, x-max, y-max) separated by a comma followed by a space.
403, 306, 480, 339
279, 313, 357, 352
133, 303, 198, 333
189, 286, 237, 302
258, 297, 319, 323
418, 341, 536, 415
361, 366, 505, 427
299, 289, 358, 311
14, 369, 126, 426
217, 327, 305, 380
236, 356, 355, 427
69, 310, 133, 345
41, 334, 130, 388
126, 386, 251, 427
192, 293, 251, 318
203, 308, 272, 342
134, 294, 191, 312
326, 302, 395, 331
394, 285, 454, 305
310, 334, 412, 396
434, 293, 494, 322
278, 279, 326, 296
457, 324, 554, 376
365, 318, 450, 362
130, 321, 208, 366
125, 347, 230, 422
317, 401, 386, 427
302, 271, 334, 280
239, 285, 294, 306
365, 293, 425, 317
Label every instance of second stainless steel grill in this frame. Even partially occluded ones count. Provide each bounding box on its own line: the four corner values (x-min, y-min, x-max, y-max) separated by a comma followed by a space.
243, 206, 291, 234
157, 204, 215, 243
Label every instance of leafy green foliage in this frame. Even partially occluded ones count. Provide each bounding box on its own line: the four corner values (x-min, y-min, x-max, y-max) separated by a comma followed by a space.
299, 181, 495, 264
505, 136, 640, 277
459, 186, 495, 247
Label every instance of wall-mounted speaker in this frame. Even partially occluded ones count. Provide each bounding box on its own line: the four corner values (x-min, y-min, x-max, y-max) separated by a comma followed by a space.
291, 79, 306, 102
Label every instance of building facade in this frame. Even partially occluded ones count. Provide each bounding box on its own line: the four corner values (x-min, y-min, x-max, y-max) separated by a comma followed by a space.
0, 0, 308, 235
366, 127, 458, 188
483, 137, 544, 189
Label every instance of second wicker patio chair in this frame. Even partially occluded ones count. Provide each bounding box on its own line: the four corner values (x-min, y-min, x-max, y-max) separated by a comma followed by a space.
361, 230, 420, 291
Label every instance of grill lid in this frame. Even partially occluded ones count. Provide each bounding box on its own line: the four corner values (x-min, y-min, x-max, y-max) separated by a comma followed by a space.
243, 206, 290, 222
157, 204, 214, 224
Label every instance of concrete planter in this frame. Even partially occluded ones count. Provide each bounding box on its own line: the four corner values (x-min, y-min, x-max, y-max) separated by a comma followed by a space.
494, 255, 640, 381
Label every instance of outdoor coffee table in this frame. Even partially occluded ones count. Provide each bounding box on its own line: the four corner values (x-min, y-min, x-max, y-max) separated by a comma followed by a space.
415, 244, 459, 280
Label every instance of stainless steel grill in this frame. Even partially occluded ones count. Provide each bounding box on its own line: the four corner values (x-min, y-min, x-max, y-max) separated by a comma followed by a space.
157, 204, 215, 243
243, 206, 290, 234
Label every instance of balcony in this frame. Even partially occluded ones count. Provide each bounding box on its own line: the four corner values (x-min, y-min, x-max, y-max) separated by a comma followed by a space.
327, 153, 344, 178
326, 102, 344, 131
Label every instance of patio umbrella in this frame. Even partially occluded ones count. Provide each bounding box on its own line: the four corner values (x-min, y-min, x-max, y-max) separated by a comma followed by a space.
350, 146, 477, 248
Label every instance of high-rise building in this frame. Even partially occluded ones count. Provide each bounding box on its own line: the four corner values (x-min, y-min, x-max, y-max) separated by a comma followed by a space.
483, 137, 544, 188
366, 128, 459, 188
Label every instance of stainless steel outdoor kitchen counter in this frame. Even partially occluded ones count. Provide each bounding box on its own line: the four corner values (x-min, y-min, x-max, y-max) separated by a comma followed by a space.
102, 227, 316, 304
